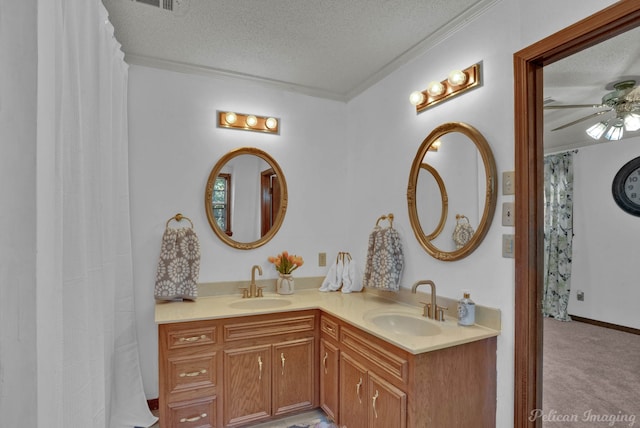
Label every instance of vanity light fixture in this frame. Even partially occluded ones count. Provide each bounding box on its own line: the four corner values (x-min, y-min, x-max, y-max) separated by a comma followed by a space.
409, 63, 482, 113
217, 111, 280, 134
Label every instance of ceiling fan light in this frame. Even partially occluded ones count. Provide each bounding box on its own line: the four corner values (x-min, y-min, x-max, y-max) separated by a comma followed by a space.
604, 122, 624, 141
586, 121, 607, 140
624, 113, 640, 132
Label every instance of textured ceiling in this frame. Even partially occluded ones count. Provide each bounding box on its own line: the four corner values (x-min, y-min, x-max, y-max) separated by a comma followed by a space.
102, 0, 495, 100
102, 1, 640, 150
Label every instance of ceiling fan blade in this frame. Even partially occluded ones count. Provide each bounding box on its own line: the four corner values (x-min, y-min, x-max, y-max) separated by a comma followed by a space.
550, 109, 612, 131
544, 104, 606, 109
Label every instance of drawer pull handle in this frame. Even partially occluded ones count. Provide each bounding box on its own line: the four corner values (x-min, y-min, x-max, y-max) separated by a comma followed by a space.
179, 369, 207, 377
322, 352, 328, 374
372, 390, 379, 419
356, 377, 363, 404
258, 356, 263, 380
180, 413, 206, 423
281, 353, 286, 375
179, 335, 206, 343
324, 324, 335, 332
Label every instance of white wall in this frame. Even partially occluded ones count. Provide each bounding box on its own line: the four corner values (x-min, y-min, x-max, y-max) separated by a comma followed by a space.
0, 1, 38, 427
569, 136, 640, 329
128, 66, 350, 398
127, 0, 621, 426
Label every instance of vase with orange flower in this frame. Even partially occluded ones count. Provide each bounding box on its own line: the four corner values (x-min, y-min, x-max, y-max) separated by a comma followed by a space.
268, 251, 304, 295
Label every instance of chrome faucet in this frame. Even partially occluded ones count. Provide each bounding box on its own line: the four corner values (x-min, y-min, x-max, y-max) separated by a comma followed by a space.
411, 280, 444, 321
249, 265, 263, 298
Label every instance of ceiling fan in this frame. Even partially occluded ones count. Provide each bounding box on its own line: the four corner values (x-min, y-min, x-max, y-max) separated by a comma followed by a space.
545, 79, 640, 141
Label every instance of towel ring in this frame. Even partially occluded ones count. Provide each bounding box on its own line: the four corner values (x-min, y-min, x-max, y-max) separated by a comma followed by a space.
166, 213, 194, 229
375, 213, 394, 228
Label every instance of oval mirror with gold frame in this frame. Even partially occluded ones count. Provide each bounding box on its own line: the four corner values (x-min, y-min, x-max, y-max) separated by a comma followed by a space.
407, 122, 496, 261
205, 147, 288, 250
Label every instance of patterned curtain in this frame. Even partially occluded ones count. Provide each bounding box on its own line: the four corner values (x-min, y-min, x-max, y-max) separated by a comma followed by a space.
543, 152, 574, 321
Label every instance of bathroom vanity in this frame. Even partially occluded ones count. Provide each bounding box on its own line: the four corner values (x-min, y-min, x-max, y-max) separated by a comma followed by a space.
156, 289, 499, 428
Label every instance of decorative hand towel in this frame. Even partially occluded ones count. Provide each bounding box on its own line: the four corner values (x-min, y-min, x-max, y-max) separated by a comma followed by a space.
320, 252, 362, 293
154, 219, 200, 301
452, 214, 475, 249
341, 255, 362, 293
363, 225, 404, 292
320, 257, 344, 292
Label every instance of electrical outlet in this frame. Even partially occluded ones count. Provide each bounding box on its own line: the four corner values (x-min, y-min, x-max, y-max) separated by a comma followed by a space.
502, 202, 515, 226
318, 252, 326, 267
502, 234, 515, 258
503, 171, 515, 195
577, 290, 584, 301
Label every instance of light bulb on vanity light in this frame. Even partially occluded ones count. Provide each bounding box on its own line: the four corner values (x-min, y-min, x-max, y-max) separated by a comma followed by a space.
426, 81, 445, 97
409, 91, 426, 106
447, 69, 468, 86
265, 117, 278, 130
246, 115, 258, 127
224, 112, 237, 125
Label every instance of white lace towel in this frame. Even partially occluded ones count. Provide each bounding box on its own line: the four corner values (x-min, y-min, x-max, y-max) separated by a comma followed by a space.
154, 226, 200, 301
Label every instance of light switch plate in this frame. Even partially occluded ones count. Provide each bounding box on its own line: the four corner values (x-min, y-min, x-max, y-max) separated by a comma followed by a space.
503, 171, 515, 195
318, 252, 327, 267
502, 202, 515, 226
502, 234, 515, 258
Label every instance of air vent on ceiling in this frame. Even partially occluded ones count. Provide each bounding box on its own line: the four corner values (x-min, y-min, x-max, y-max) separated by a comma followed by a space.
133, 0, 175, 12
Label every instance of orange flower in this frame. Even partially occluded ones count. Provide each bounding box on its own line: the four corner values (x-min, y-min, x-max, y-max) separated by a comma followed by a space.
268, 251, 304, 274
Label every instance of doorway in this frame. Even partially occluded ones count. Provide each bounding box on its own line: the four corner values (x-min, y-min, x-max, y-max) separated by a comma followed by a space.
513, 2, 640, 427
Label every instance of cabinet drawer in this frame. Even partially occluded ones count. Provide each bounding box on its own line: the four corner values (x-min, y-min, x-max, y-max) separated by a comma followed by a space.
340, 327, 408, 385
166, 325, 217, 350
167, 396, 217, 428
320, 316, 339, 341
224, 314, 315, 342
168, 352, 217, 394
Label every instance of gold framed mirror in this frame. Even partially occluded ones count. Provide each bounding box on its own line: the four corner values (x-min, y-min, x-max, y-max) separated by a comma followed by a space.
407, 122, 496, 261
205, 147, 288, 250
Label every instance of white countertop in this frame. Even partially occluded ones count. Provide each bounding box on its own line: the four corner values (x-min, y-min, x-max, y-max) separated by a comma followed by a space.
155, 289, 500, 355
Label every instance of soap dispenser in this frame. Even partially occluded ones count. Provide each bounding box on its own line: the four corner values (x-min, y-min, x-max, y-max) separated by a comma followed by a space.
457, 291, 475, 326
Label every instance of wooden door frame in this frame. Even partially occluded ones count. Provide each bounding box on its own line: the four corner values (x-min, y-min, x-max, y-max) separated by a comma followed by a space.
513, 2, 640, 426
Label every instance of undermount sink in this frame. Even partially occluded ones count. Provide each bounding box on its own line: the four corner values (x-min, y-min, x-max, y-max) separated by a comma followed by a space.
229, 297, 292, 310
366, 312, 442, 337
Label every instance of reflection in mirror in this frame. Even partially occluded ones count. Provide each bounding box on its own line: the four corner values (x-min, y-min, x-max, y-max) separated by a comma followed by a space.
416, 163, 448, 240
205, 147, 287, 250
408, 122, 496, 261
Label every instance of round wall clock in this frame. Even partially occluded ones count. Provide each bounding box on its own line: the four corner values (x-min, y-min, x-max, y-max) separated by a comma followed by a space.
612, 155, 640, 217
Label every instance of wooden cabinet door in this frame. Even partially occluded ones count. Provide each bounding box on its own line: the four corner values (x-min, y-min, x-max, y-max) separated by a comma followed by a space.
272, 337, 315, 416
367, 372, 406, 428
339, 352, 368, 428
223, 344, 271, 427
320, 339, 339, 422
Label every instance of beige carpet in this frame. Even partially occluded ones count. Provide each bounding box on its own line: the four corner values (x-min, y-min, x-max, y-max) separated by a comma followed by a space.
542, 318, 640, 427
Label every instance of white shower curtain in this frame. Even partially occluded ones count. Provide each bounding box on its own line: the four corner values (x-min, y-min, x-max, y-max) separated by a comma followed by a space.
41, 1, 157, 426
